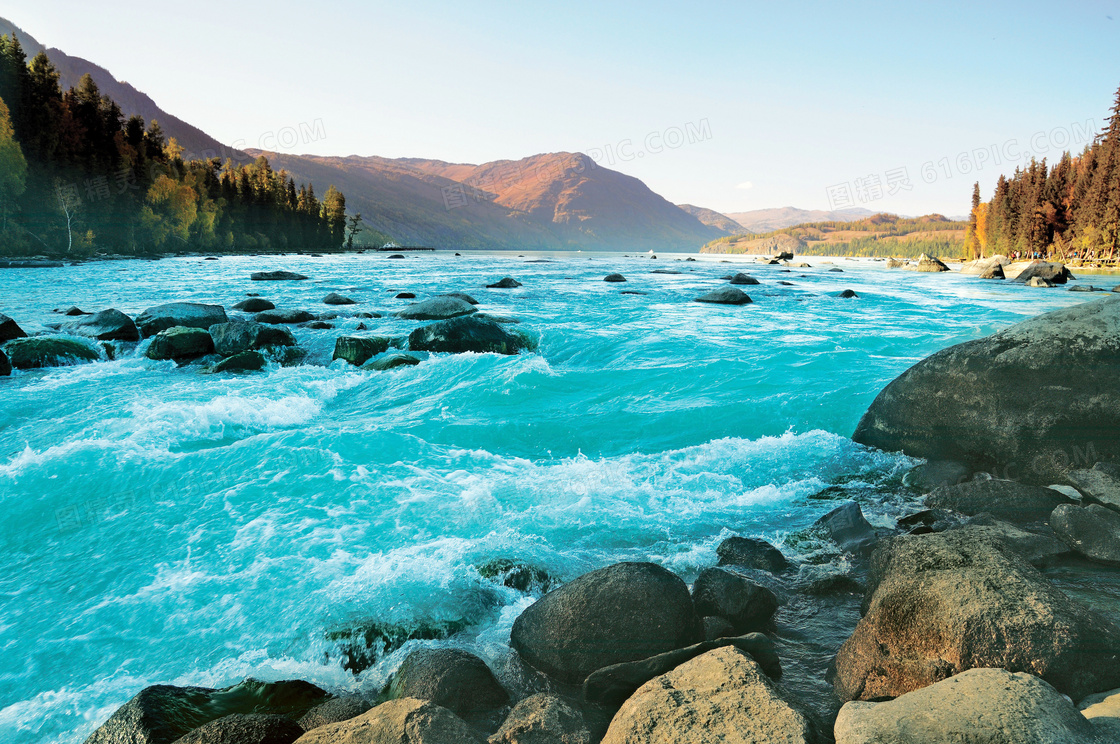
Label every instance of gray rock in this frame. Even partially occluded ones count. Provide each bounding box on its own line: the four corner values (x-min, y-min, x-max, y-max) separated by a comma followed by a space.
251, 271, 307, 281
915, 254, 950, 272
4, 337, 99, 369
834, 668, 1102, 744
135, 303, 228, 338
510, 562, 702, 684
815, 501, 877, 555
170, 714, 303, 744
396, 297, 478, 321
439, 292, 479, 305
603, 273, 627, 282
487, 277, 522, 288
387, 648, 508, 720
701, 615, 736, 641
903, 460, 972, 491
297, 698, 372, 732
333, 336, 391, 366
210, 351, 266, 374
0, 313, 27, 343
960, 515, 1070, 566
961, 255, 1008, 276
365, 353, 421, 371
1068, 463, 1120, 512
728, 272, 759, 285
582, 632, 780, 707
323, 293, 355, 305
1030, 275, 1056, 287
691, 567, 778, 633
232, 298, 275, 312
979, 263, 1006, 279
62, 309, 140, 342
885, 258, 905, 269
1009, 260, 1073, 284
255, 309, 315, 325
694, 287, 752, 305
292, 699, 483, 744
408, 316, 531, 355
600, 647, 822, 744
1079, 687, 1120, 741
926, 479, 1075, 524
715, 536, 790, 573
146, 327, 214, 361
210, 321, 295, 357
832, 529, 1120, 702
852, 297, 1120, 485
1050, 503, 1120, 565
487, 694, 590, 744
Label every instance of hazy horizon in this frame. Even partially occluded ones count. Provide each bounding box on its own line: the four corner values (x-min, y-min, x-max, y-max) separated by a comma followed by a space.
5, 1, 1120, 217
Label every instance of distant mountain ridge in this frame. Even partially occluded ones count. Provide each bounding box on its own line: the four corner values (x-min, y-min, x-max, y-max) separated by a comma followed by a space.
725, 206, 878, 233
677, 204, 748, 234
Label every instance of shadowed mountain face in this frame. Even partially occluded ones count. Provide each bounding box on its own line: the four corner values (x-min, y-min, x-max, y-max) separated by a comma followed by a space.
252, 151, 726, 251
678, 204, 748, 234
0, 17, 234, 161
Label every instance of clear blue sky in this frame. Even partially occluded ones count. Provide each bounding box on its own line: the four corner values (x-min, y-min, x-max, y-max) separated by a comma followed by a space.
6, 1, 1120, 216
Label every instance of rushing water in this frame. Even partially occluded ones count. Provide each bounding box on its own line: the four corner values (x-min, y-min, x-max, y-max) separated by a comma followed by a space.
0, 252, 1116, 742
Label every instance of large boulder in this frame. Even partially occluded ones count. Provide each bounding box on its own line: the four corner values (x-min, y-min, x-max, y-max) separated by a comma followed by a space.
333, 336, 391, 366
170, 714, 303, 744
323, 293, 355, 305
1050, 503, 1120, 565
832, 529, 1120, 702
815, 501, 878, 555
834, 668, 1104, 744
1067, 463, 1120, 512
292, 699, 483, 744
146, 327, 215, 361
914, 254, 950, 272
440, 292, 479, 305
690, 567, 778, 633
210, 351, 266, 374
396, 297, 478, 321
3, 337, 99, 369
0, 312, 28, 342
604, 273, 627, 283
694, 287, 752, 305
256, 309, 315, 325
509, 562, 702, 684
61, 309, 140, 342
487, 694, 590, 744
600, 646, 822, 744
715, 536, 790, 574
408, 316, 531, 356
136, 303, 228, 338
386, 648, 508, 720
979, 263, 1006, 279
84, 679, 329, 744
487, 277, 522, 288
251, 271, 307, 281
232, 298, 275, 312
728, 272, 760, 285
210, 321, 295, 357
1008, 260, 1074, 284
926, 479, 1075, 524
960, 255, 1008, 275
852, 297, 1120, 485
961, 514, 1070, 567
582, 632, 780, 707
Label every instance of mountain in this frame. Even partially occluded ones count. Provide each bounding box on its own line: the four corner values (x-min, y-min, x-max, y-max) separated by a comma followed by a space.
677, 204, 746, 234
725, 206, 877, 233
0, 17, 233, 160
250, 150, 725, 251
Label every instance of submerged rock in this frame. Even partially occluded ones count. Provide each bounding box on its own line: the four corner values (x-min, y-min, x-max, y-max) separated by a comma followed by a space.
603, 273, 627, 282
387, 648, 508, 720
487, 277, 522, 288
439, 292, 479, 305
170, 713, 303, 744
232, 298, 276, 312
837, 289, 859, 298
715, 536, 790, 574
815, 501, 877, 556
488, 694, 590, 744
61, 309, 141, 342
333, 336, 391, 366
0, 313, 27, 343
600, 647, 821, 744
62, 306, 89, 316
834, 668, 1103, 744
210, 321, 295, 357
691, 567, 778, 633
146, 327, 215, 361
396, 296, 478, 321
694, 287, 752, 305
322, 293, 355, 305
250, 271, 307, 281
135, 303, 228, 338
1050, 503, 1120, 565
210, 351, 266, 374
832, 529, 1120, 702
365, 353, 421, 371
852, 297, 1120, 485
255, 309, 314, 325
325, 618, 472, 675
477, 558, 553, 593
510, 562, 702, 684
408, 316, 531, 355
728, 272, 760, 285
4, 337, 99, 369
